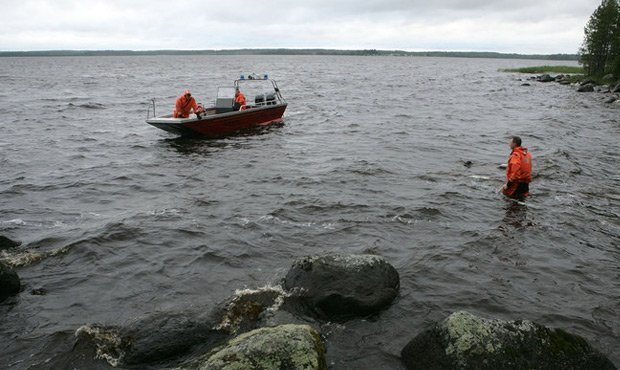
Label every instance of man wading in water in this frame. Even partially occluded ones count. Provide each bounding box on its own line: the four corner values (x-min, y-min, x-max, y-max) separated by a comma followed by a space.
502, 136, 532, 200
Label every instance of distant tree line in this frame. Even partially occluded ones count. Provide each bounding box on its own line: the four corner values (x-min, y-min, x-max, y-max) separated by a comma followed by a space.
0, 49, 579, 61
580, 0, 620, 77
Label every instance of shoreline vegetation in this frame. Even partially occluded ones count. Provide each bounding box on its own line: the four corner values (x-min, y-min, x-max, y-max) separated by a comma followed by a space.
501, 66, 585, 74
0, 49, 579, 60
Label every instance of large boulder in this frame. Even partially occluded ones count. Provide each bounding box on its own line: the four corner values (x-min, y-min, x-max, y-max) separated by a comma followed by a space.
0, 261, 20, 302
401, 311, 616, 370
283, 254, 399, 320
193, 324, 326, 370
0, 235, 20, 250
75, 311, 226, 366
577, 83, 595, 93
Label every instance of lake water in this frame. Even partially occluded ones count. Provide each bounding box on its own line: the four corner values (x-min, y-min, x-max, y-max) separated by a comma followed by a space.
0, 55, 618, 369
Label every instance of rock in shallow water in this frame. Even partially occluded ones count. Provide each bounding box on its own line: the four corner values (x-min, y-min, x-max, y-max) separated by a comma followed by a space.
578, 84, 595, 93
401, 311, 616, 370
75, 311, 226, 366
0, 235, 21, 250
0, 261, 20, 302
193, 324, 326, 370
283, 254, 399, 320
538, 74, 555, 83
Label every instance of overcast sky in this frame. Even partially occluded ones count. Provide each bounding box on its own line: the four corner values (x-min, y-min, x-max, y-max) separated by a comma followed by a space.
0, 0, 600, 53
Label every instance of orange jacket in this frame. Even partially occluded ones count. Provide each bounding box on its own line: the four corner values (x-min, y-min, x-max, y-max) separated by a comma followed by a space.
506, 146, 532, 184
235, 92, 246, 106
173, 95, 200, 118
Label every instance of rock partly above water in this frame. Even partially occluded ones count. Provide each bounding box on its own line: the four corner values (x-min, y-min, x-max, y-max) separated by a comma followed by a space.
578, 83, 595, 93
0, 235, 21, 250
192, 324, 326, 370
401, 311, 616, 370
75, 311, 226, 367
0, 261, 20, 302
283, 254, 399, 320
211, 286, 287, 336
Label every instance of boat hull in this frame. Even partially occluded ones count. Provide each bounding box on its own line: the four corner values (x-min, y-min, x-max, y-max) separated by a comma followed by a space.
147, 104, 287, 138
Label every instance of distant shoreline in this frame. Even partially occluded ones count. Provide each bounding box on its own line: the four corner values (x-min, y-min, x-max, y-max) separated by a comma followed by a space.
0, 49, 579, 61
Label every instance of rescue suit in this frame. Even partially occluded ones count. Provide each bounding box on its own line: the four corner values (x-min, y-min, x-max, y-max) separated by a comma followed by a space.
234, 91, 246, 110
173, 90, 203, 118
502, 146, 532, 199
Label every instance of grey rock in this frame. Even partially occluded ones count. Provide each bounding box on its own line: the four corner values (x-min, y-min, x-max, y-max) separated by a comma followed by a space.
193, 324, 326, 370
602, 74, 615, 82
283, 254, 399, 320
401, 311, 616, 370
604, 96, 617, 104
577, 84, 595, 93
75, 311, 226, 366
0, 235, 21, 250
613, 83, 620, 93
210, 286, 288, 336
538, 74, 555, 83
0, 261, 20, 302
558, 80, 571, 85
580, 79, 596, 86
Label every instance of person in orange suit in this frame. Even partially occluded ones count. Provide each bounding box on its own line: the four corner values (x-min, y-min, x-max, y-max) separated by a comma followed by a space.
173, 89, 204, 118
502, 136, 533, 199
234, 88, 246, 110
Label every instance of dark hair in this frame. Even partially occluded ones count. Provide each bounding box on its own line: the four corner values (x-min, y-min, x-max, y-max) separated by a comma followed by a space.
511, 136, 522, 146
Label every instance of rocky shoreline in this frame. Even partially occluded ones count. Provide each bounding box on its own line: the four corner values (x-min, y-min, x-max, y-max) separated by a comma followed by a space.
4, 251, 609, 369
528, 73, 620, 104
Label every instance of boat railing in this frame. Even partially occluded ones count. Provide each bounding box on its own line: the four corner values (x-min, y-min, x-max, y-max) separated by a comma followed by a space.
234, 77, 286, 105
146, 98, 156, 120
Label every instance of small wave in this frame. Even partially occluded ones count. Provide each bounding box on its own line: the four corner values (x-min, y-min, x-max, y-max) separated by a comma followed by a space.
59, 102, 106, 111
1, 218, 26, 226
75, 325, 124, 367
0, 246, 69, 268
469, 175, 491, 180
254, 214, 336, 230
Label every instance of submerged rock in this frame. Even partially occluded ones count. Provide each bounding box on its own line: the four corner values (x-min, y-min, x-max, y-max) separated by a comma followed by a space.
0, 261, 20, 302
0, 235, 20, 250
401, 311, 616, 370
194, 324, 326, 370
577, 84, 595, 93
283, 254, 399, 320
604, 96, 618, 104
76, 311, 226, 366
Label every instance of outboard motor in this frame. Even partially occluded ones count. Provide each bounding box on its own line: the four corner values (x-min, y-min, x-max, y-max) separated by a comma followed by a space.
255, 92, 277, 106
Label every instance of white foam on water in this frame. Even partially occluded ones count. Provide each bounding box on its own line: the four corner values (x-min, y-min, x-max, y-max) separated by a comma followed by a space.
216, 285, 290, 333
0, 247, 69, 268
75, 325, 125, 367
1, 218, 26, 225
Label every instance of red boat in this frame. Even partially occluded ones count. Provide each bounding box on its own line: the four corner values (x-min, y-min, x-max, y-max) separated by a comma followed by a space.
146, 75, 287, 137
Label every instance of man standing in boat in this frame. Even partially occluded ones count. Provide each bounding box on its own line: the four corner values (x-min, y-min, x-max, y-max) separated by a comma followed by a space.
234, 88, 246, 110
502, 136, 533, 200
173, 89, 204, 118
